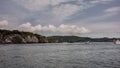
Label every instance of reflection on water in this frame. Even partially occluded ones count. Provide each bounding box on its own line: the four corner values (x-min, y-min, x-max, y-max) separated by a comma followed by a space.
0, 42, 120, 68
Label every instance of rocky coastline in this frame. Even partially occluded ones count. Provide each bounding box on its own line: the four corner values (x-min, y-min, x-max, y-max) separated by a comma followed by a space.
0, 30, 48, 44
0, 29, 119, 44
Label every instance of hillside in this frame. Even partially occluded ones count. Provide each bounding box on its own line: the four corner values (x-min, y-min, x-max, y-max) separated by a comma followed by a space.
0, 29, 119, 44
0, 29, 48, 44
47, 36, 120, 43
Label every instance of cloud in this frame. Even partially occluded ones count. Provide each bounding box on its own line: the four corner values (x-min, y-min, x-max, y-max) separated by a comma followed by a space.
50, 0, 69, 5
12, 0, 70, 11
12, 0, 49, 11
52, 4, 80, 22
12, 0, 114, 11
90, 0, 114, 4
58, 24, 90, 34
87, 21, 120, 31
11, 0, 115, 23
74, 6, 120, 23
104, 6, 120, 13
17, 22, 34, 31
0, 20, 8, 28
89, 12, 116, 21
51, 0, 114, 22
81, 6, 120, 22
18, 22, 90, 35
75, 12, 117, 24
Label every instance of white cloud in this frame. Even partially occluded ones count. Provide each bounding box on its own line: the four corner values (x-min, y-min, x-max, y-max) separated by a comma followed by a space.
12, 0, 115, 23
50, 0, 68, 5
50, 0, 114, 22
58, 24, 90, 34
88, 12, 116, 21
75, 7, 120, 23
13, 0, 50, 11
0, 20, 8, 28
90, 0, 114, 4
79, 6, 120, 22
18, 22, 90, 35
75, 12, 117, 24
13, 0, 114, 11
52, 4, 80, 21
104, 6, 120, 13
12, 0, 70, 11
18, 22, 36, 32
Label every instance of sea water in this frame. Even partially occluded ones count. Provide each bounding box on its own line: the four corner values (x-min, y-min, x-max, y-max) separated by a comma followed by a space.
0, 42, 120, 68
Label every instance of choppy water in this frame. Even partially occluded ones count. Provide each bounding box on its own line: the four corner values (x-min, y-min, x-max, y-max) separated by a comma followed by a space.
0, 42, 120, 68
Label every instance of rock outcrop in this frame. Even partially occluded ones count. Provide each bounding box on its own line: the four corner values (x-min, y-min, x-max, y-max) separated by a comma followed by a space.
4, 34, 26, 43
0, 29, 47, 44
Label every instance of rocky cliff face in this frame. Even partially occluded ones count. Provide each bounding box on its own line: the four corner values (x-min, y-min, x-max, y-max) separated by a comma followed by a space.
0, 34, 41, 44
22, 35, 39, 43
0, 29, 48, 44
4, 34, 26, 43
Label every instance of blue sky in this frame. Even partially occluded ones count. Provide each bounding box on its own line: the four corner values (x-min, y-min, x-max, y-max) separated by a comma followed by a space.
0, 0, 120, 38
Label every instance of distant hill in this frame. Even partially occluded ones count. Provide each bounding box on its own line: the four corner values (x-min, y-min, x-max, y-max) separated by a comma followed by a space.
47, 36, 120, 43
0, 29, 119, 44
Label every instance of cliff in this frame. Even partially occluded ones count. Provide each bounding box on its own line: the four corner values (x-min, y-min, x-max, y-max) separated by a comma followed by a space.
0, 29, 48, 44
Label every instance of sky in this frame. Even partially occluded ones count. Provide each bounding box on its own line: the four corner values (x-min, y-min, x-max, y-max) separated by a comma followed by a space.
0, 0, 120, 38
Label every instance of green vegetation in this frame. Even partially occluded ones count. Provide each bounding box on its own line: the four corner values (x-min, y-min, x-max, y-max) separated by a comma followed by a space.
47, 36, 120, 42
0, 29, 120, 44
0, 29, 34, 36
